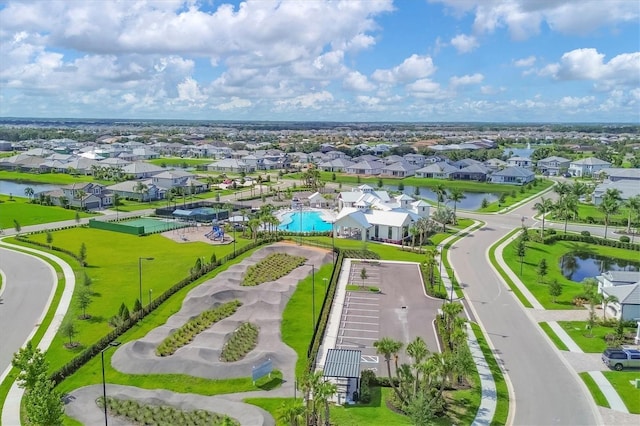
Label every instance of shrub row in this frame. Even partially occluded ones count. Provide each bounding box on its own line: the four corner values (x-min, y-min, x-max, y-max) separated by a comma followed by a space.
15, 235, 85, 265
543, 233, 640, 251
97, 396, 238, 426
48, 235, 281, 385
242, 253, 307, 286
220, 322, 259, 362
156, 300, 242, 357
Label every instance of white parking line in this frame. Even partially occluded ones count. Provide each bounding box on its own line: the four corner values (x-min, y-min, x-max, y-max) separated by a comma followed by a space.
342, 328, 378, 333
345, 308, 379, 312
342, 313, 380, 319
338, 344, 374, 349
344, 321, 379, 326
347, 296, 380, 300
346, 302, 379, 306
340, 336, 379, 341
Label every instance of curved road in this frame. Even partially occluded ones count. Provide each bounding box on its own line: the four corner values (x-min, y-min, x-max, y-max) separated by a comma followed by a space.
453, 201, 600, 425
0, 247, 55, 382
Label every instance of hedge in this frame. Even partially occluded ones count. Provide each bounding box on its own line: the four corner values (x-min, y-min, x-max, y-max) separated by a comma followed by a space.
543, 233, 640, 251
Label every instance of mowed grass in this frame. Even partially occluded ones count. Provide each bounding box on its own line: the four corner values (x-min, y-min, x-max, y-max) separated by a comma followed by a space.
0, 195, 94, 228
281, 262, 333, 378
578, 372, 610, 409
501, 237, 640, 309
538, 322, 570, 351
557, 321, 636, 353
602, 371, 640, 414
24, 227, 251, 371
0, 170, 111, 185
147, 157, 213, 168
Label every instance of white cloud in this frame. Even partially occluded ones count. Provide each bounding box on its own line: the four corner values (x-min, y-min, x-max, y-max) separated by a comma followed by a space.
450, 34, 478, 53
450, 73, 484, 87
480, 85, 505, 95
514, 55, 536, 67
216, 97, 252, 111
343, 71, 376, 92
372, 54, 436, 84
405, 79, 448, 99
558, 96, 595, 109
432, 0, 639, 39
539, 48, 640, 87
276, 91, 334, 109
176, 77, 207, 105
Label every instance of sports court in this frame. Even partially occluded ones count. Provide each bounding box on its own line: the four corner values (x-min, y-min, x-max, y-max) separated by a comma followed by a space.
120, 217, 188, 233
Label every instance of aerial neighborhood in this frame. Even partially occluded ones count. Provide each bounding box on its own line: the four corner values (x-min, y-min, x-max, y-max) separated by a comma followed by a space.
1, 121, 640, 426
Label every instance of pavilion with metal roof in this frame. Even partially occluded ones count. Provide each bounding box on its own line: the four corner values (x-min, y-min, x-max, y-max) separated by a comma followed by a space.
323, 349, 361, 404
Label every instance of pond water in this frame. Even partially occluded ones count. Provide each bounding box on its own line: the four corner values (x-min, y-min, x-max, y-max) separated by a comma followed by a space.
0, 180, 60, 197
559, 251, 640, 282
384, 185, 500, 210
503, 147, 534, 158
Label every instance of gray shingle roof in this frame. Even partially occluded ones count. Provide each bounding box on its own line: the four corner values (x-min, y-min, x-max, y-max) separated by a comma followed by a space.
323, 349, 361, 378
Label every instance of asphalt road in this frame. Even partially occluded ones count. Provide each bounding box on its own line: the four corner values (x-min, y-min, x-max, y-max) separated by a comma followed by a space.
0, 247, 55, 378
454, 205, 600, 425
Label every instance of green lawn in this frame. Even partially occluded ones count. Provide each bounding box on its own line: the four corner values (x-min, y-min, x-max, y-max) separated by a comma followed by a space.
501, 237, 640, 310
20, 228, 252, 371
578, 373, 610, 409
0, 195, 94, 229
281, 263, 333, 378
487, 229, 534, 308
0, 170, 112, 185
602, 371, 640, 414
147, 157, 213, 168
538, 322, 569, 351
556, 321, 636, 353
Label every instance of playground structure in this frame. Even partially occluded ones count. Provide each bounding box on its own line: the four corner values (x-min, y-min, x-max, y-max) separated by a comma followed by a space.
205, 225, 225, 241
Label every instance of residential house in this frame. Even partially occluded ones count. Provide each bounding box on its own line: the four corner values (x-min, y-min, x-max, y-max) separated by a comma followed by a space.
414, 162, 457, 179
592, 180, 640, 205
568, 157, 612, 177
484, 158, 508, 172
345, 160, 384, 176
490, 166, 535, 185
381, 155, 404, 165
318, 158, 355, 173
122, 161, 165, 179
381, 160, 419, 178
450, 164, 490, 181
597, 271, 640, 321
537, 156, 570, 176
51, 182, 113, 209
403, 153, 426, 167
207, 158, 254, 173
601, 168, 640, 182
507, 156, 534, 169
452, 158, 483, 169
151, 170, 207, 194
106, 180, 163, 202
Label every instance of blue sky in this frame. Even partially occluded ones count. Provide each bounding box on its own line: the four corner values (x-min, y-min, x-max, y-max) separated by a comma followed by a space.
0, 0, 638, 122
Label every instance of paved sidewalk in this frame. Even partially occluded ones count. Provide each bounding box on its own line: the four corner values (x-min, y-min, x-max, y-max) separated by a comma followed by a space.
0, 240, 76, 426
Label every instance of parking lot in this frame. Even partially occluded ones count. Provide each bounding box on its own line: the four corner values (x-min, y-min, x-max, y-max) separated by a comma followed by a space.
333, 260, 442, 375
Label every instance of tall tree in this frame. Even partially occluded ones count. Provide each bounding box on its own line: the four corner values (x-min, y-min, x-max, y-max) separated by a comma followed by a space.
76, 287, 92, 319
434, 184, 447, 210
373, 337, 404, 402
555, 193, 578, 234
602, 294, 619, 320
533, 196, 554, 237
24, 372, 64, 426
24, 186, 34, 201
623, 195, 640, 235
537, 258, 548, 283
548, 279, 562, 303
447, 188, 465, 224
599, 188, 622, 239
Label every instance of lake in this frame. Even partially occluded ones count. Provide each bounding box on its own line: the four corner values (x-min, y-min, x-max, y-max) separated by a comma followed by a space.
0, 180, 60, 197
559, 251, 640, 282
384, 185, 500, 210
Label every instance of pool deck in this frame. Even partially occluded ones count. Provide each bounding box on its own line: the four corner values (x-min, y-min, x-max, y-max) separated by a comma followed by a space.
276, 207, 336, 231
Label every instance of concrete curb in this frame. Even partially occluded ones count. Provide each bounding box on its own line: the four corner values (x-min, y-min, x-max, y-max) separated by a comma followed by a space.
0, 241, 76, 426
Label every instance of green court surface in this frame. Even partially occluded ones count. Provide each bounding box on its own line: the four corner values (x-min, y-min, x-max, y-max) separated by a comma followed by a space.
121, 218, 189, 233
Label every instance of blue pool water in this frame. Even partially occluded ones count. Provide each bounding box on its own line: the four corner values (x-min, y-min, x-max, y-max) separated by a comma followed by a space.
278, 211, 332, 233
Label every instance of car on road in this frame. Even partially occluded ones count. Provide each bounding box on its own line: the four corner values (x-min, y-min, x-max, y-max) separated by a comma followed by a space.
601, 347, 640, 371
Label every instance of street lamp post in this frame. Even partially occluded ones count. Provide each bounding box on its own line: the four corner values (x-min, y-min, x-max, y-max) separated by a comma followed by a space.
138, 257, 154, 306
100, 342, 120, 426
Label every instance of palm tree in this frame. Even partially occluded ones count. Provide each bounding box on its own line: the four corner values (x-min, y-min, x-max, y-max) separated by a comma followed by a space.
599, 188, 622, 239
434, 184, 447, 210
24, 187, 34, 201
623, 195, 640, 235
570, 181, 589, 199
373, 337, 404, 402
248, 217, 261, 242
409, 225, 419, 248
602, 294, 619, 320
533, 196, 554, 237
447, 188, 465, 224
432, 206, 453, 232
76, 189, 86, 211
277, 400, 305, 426
554, 181, 571, 197
555, 194, 578, 234
406, 336, 429, 397
315, 378, 337, 426
113, 193, 120, 220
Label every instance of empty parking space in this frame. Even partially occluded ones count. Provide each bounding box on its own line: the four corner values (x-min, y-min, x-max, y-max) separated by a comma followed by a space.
336, 291, 382, 371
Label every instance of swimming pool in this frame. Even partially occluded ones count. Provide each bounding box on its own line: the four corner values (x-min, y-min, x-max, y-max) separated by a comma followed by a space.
278, 211, 333, 233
